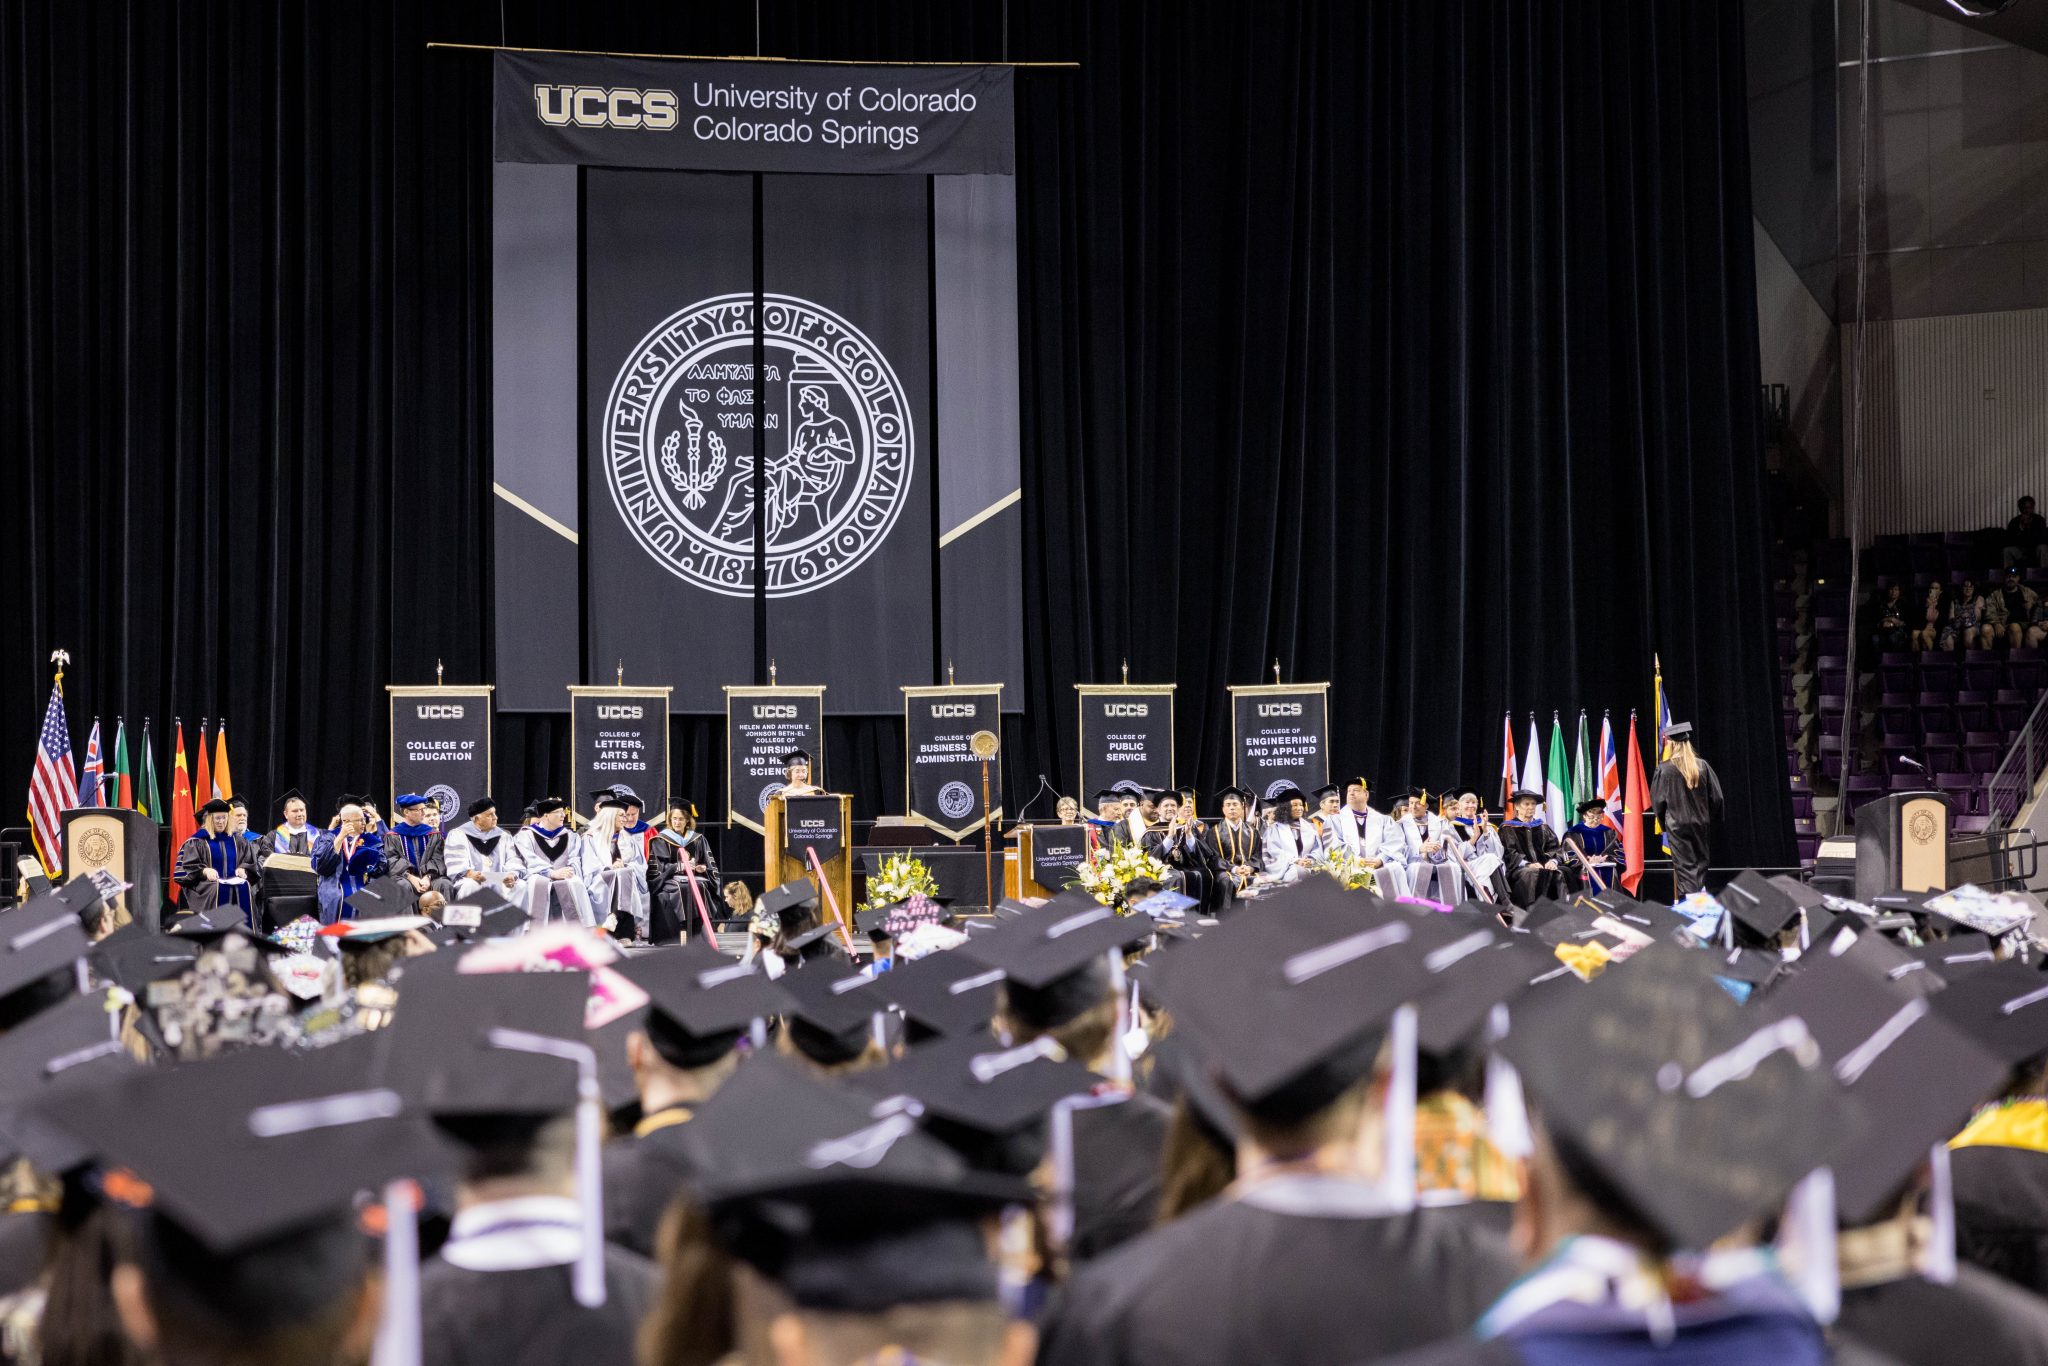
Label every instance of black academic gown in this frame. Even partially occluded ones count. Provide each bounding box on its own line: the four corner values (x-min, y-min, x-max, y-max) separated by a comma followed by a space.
1497, 823, 1562, 908
1144, 825, 1222, 914
387, 824, 447, 913
600, 1107, 697, 1257
646, 831, 721, 943
1955, 1143, 2048, 1295
418, 1246, 658, 1366
1836, 1265, 2048, 1366
1205, 821, 1264, 903
1036, 1176, 1516, 1366
1650, 760, 1724, 897
1070, 1090, 1173, 1263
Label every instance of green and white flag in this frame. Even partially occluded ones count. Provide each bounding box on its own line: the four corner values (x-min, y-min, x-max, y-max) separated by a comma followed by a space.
1545, 713, 1571, 837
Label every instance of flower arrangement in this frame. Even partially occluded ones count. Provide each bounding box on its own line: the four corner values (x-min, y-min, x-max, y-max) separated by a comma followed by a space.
1072, 841, 1175, 911
1310, 846, 1381, 894
859, 852, 939, 911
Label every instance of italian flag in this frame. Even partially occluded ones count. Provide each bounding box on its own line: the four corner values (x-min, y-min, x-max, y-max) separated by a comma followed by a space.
1544, 713, 1570, 837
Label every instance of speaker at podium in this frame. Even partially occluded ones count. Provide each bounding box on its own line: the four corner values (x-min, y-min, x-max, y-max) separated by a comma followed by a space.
59, 807, 163, 928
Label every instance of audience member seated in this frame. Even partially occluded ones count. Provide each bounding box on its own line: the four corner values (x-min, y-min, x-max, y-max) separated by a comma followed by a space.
1912, 581, 1947, 652
1988, 567, 2041, 650
1865, 582, 1909, 654
2006, 495, 2048, 570
1939, 577, 1989, 652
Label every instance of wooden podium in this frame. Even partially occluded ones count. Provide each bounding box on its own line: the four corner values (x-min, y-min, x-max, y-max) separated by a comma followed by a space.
59, 808, 162, 928
765, 793, 854, 930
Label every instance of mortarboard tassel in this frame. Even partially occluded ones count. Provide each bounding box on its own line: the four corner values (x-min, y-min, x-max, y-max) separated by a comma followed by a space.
1777, 1167, 1839, 1325
1380, 1004, 1417, 1213
371, 1180, 421, 1366
1104, 948, 1133, 1084
485, 1028, 607, 1308
1482, 1005, 1534, 1161
1926, 1142, 1957, 1285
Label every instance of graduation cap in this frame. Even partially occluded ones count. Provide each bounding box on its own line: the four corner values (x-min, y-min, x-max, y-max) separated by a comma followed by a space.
1814, 922, 1949, 999
1665, 721, 1693, 741
874, 950, 1003, 1040
1090, 788, 1120, 806
778, 966, 886, 1065
1213, 785, 1256, 807
1403, 918, 1558, 1058
1144, 1031, 1240, 1146
616, 942, 791, 1068
1497, 944, 1859, 1252
781, 749, 814, 769
1928, 960, 2048, 1069
341, 875, 409, 921
275, 788, 306, 811
89, 931, 200, 996
1719, 870, 1802, 946
1710, 945, 1785, 997
757, 879, 821, 927
1507, 788, 1544, 805
958, 895, 1153, 1035
1265, 784, 1309, 806
857, 1027, 1097, 1144
1309, 784, 1340, 804
1767, 940, 2007, 1224
0, 897, 93, 1001
197, 798, 231, 817
324, 916, 434, 949
394, 793, 428, 810
465, 796, 497, 818
1573, 798, 1607, 816
0, 989, 140, 1170
530, 796, 567, 816
384, 969, 590, 1117
784, 921, 850, 961
608, 786, 643, 809
594, 790, 629, 812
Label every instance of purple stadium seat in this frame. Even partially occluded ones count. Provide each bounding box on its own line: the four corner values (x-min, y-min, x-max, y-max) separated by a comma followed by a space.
1954, 815, 1991, 836
1921, 746, 1961, 773
1920, 663, 1958, 692
1965, 665, 2003, 692
1954, 702, 1994, 732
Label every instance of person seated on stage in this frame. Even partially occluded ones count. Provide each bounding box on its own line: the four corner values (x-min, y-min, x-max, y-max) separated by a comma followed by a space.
1447, 790, 1513, 905
1207, 785, 1265, 898
1133, 788, 1162, 838
1498, 789, 1564, 907
647, 798, 720, 943
1260, 786, 1321, 884
514, 797, 595, 928
310, 801, 388, 925
173, 798, 255, 924
1145, 789, 1222, 910
1388, 788, 1460, 904
1308, 784, 1344, 849
1562, 798, 1621, 894
264, 789, 315, 865
1330, 777, 1410, 897
1056, 794, 1082, 824
778, 748, 823, 797
445, 796, 523, 901
579, 792, 649, 940
1087, 788, 1130, 855
388, 793, 448, 916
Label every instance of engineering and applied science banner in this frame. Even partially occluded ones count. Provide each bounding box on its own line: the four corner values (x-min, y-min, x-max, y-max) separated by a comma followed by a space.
388, 688, 493, 829
904, 685, 1003, 840
1230, 684, 1331, 801
725, 686, 825, 834
495, 52, 1014, 175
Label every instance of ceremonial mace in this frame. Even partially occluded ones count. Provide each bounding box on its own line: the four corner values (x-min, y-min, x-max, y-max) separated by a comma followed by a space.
972, 728, 1002, 911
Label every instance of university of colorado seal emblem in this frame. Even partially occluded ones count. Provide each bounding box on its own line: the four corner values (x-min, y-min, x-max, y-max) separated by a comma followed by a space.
602, 293, 913, 599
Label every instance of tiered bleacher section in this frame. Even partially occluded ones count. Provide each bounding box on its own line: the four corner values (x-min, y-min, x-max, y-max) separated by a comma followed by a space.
1775, 531, 2047, 866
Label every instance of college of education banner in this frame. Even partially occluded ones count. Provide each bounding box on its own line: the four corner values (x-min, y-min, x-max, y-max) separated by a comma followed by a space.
1075, 684, 1174, 811
387, 686, 493, 827
725, 684, 825, 834
1229, 683, 1331, 801
903, 684, 1003, 840
569, 686, 671, 813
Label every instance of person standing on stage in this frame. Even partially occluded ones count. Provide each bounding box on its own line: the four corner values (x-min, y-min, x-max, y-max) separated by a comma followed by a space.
1207, 785, 1263, 896
174, 798, 255, 922
1330, 777, 1409, 897
648, 798, 721, 942
779, 748, 824, 797
1260, 786, 1320, 883
514, 796, 595, 928
311, 801, 388, 925
1651, 721, 1723, 898
444, 797, 522, 901
1499, 789, 1565, 906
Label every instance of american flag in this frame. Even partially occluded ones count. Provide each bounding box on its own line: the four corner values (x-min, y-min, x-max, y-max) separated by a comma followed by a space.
27, 668, 79, 875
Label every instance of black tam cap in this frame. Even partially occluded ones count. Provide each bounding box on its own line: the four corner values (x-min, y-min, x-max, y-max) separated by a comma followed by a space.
874, 951, 1003, 1039
197, 798, 231, 816
530, 797, 567, 816
466, 797, 497, 818
0, 989, 142, 1170
621, 942, 791, 1069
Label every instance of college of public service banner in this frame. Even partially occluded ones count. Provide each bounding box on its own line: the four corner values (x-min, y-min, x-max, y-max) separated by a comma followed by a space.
387, 687, 493, 828
494, 53, 1014, 176
904, 685, 1003, 840
1229, 684, 1331, 800
569, 687, 671, 813
725, 686, 825, 834
1075, 685, 1174, 810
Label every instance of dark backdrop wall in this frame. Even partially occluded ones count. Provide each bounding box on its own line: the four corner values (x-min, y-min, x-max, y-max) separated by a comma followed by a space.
1, 1, 1793, 871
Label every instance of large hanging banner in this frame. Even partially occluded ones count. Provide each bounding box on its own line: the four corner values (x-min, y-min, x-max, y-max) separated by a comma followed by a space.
494, 53, 1014, 176
903, 684, 1003, 839
386, 686, 494, 830
724, 684, 825, 834
1075, 683, 1175, 812
569, 686, 671, 813
492, 52, 1023, 715
1229, 683, 1331, 801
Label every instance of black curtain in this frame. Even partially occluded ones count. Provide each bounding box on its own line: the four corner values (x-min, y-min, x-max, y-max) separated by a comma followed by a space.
1, 0, 1791, 877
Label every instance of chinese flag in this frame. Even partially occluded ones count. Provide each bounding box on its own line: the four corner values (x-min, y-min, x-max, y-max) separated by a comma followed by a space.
193, 721, 212, 809
1621, 711, 1651, 897
168, 724, 197, 904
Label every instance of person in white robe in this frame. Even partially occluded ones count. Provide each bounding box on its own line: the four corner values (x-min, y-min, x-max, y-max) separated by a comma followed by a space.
1329, 777, 1412, 898
443, 796, 523, 901
512, 796, 594, 928
1260, 786, 1322, 884
1389, 787, 1461, 903
578, 793, 650, 939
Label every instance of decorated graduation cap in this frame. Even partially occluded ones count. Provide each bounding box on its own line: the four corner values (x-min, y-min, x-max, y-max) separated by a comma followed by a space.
0, 989, 140, 1170
1767, 938, 2005, 1225
875, 950, 1003, 1041
1497, 944, 1859, 1252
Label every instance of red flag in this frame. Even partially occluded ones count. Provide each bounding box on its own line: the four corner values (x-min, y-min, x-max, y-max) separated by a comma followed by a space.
1621, 710, 1651, 896
168, 723, 197, 905
1499, 712, 1517, 812
193, 720, 212, 811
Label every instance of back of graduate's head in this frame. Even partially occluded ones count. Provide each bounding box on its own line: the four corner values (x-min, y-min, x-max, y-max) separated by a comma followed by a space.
997, 956, 1116, 1064
111, 1205, 378, 1366
1227, 1024, 1388, 1155
1518, 1113, 1673, 1263
435, 1109, 577, 1192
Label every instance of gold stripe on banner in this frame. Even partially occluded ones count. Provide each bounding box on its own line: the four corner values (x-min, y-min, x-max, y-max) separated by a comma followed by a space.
493, 483, 578, 545
426, 40, 1080, 68
937, 489, 1022, 548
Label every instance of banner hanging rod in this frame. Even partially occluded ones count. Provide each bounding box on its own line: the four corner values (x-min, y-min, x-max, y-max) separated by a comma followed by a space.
426, 41, 1077, 68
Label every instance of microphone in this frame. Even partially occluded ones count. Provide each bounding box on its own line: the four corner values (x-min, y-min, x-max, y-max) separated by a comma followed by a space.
1896, 755, 1927, 773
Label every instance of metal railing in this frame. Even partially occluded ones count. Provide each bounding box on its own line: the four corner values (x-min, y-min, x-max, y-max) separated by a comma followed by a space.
1984, 687, 2048, 888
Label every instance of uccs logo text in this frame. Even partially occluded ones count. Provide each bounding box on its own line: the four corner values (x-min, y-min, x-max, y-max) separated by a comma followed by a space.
534, 85, 679, 130
416, 705, 464, 719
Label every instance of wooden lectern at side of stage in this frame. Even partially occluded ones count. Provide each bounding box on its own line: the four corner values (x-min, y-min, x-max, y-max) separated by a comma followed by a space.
59, 807, 163, 927
764, 792, 854, 932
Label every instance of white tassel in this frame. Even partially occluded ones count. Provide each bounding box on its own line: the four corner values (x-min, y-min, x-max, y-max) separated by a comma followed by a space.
1483, 1004, 1534, 1160
573, 1074, 607, 1308
1926, 1143, 1957, 1285
1104, 949, 1132, 1084
1778, 1167, 1839, 1325
1381, 1004, 1417, 1212
370, 1181, 420, 1366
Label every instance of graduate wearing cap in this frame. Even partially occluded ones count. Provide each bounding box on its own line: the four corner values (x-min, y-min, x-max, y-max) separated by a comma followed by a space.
1651, 722, 1724, 897
1331, 777, 1412, 899
1036, 895, 1516, 1365
1260, 786, 1321, 883
386, 793, 449, 915
1391, 788, 1462, 904
780, 748, 824, 797
646, 798, 722, 943
1946, 965, 2048, 1299
445, 796, 525, 903
263, 789, 316, 863
1142, 790, 1224, 912
1499, 789, 1565, 908
172, 799, 256, 924
512, 798, 597, 929
310, 800, 390, 926
1088, 789, 1133, 856
578, 791, 651, 939
1562, 797, 1621, 894
1203, 785, 1264, 898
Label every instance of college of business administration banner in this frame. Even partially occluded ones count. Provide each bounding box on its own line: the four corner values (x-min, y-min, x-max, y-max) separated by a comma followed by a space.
1229, 684, 1332, 801
494, 53, 1014, 176
1075, 685, 1175, 811
903, 685, 1003, 840
387, 687, 493, 826
724, 685, 825, 834
569, 687, 671, 814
